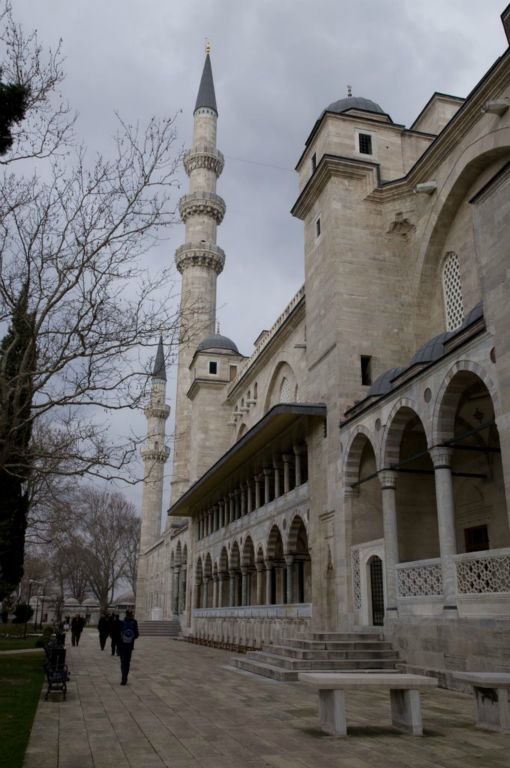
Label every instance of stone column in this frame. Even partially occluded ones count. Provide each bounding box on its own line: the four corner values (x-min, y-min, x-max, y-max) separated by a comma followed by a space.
241, 485, 247, 517
294, 445, 302, 487
241, 567, 248, 606
212, 575, 218, 608
229, 571, 236, 607
255, 475, 262, 509
273, 458, 281, 498
282, 453, 292, 494
213, 505, 218, 532
247, 482, 253, 513
379, 470, 399, 612
430, 447, 458, 609
218, 500, 224, 529
265, 562, 273, 604
174, 565, 181, 613
263, 467, 271, 504
193, 578, 201, 610
218, 573, 225, 607
285, 555, 294, 604
255, 562, 265, 605
228, 493, 235, 524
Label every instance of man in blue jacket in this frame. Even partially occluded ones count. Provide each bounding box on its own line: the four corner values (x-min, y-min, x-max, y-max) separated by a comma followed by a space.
118, 610, 139, 685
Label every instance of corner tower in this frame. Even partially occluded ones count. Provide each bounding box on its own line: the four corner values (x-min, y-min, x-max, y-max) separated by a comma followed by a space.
139, 338, 171, 551
172, 50, 226, 500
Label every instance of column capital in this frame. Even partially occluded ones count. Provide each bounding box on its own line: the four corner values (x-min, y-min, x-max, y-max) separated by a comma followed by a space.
255, 561, 265, 572
282, 453, 292, 463
343, 485, 359, 499
429, 446, 453, 468
262, 466, 272, 477
284, 554, 294, 566
378, 469, 398, 490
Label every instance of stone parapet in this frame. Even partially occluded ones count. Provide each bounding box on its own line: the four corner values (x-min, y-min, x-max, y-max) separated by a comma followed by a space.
183, 145, 224, 176
179, 191, 226, 224
141, 446, 170, 463
143, 403, 171, 420
175, 241, 225, 274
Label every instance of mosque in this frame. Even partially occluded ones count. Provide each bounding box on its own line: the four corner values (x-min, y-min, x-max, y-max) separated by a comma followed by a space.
136, 7, 510, 683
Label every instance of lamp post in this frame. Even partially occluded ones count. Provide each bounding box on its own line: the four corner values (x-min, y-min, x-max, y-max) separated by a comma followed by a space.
24, 579, 43, 638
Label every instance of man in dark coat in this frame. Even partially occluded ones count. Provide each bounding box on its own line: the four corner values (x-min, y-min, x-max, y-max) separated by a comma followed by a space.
97, 613, 110, 650
109, 613, 122, 656
71, 614, 86, 646
118, 610, 139, 685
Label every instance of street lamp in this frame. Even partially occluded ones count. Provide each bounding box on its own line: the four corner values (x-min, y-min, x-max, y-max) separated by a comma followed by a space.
24, 579, 43, 638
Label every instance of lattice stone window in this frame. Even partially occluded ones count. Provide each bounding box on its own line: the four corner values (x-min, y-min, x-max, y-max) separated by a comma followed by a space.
280, 377, 292, 403
442, 252, 464, 331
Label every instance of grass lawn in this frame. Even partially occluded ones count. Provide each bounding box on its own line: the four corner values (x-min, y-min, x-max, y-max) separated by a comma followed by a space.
0, 654, 44, 768
0, 637, 40, 651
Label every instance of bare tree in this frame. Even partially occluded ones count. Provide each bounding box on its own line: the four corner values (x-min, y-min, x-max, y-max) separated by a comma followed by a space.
0, 5, 185, 597
79, 487, 139, 611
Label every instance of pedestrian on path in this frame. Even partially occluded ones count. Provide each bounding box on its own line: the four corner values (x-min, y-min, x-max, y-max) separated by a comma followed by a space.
118, 610, 139, 685
109, 613, 122, 656
71, 614, 85, 646
98, 613, 110, 650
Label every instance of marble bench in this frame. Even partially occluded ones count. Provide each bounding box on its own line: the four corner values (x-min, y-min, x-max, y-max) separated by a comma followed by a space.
298, 672, 438, 736
453, 673, 510, 733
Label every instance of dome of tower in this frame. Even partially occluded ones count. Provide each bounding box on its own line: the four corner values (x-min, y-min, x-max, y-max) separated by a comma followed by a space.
326, 96, 385, 116
409, 331, 453, 366
196, 334, 239, 355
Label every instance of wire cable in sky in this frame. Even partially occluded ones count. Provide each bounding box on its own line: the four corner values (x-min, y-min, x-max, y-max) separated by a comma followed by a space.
223, 154, 293, 173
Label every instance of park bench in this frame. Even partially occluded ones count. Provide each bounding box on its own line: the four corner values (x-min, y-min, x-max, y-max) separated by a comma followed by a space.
299, 672, 438, 736
43, 639, 70, 701
453, 672, 510, 732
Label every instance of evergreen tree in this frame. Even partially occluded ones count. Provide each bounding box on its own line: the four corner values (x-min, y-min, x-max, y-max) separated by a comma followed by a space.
0, 71, 29, 155
0, 287, 36, 600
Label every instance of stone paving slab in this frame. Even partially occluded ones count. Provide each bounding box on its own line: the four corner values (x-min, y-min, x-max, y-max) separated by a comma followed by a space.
23, 629, 510, 768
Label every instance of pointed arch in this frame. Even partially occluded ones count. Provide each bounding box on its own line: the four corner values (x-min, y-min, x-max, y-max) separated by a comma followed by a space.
264, 361, 298, 413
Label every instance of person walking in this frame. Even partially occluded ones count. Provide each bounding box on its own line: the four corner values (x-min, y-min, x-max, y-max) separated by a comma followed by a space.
71, 614, 85, 646
98, 613, 110, 651
118, 610, 139, 685
109, 613, 122, 656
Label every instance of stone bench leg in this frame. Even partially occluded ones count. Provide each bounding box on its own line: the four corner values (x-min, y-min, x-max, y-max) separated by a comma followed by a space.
390, 689, 423, 735
318, 689, 347, 736
473, 686, 510, 733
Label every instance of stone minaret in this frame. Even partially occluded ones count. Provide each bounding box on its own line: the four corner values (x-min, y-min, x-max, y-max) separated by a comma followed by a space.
140, 338, 171, 551
171, 50, 225, 501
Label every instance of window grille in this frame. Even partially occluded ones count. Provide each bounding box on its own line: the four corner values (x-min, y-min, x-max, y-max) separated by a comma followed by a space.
280, 377, 292, 402
358, 133, 372, 155
442, 252, 464, 330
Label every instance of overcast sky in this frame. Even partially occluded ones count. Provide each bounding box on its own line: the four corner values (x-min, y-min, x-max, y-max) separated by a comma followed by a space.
11, 0, 509, 512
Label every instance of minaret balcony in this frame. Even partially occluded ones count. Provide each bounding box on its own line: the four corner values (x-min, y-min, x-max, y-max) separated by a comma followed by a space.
175, 241, 225, 275
144, 403, 171, 419
141, 445, 170, 463
183, 145, 224, 176
179, 191, 226, 225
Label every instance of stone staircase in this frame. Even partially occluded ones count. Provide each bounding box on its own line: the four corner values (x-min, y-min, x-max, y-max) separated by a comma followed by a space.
137, 619, 181, 637
234, 632, 401, 681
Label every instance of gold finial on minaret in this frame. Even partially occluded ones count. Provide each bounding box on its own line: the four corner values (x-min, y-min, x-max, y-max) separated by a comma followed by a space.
205, 38, 211, 55
347, 84, 352, 97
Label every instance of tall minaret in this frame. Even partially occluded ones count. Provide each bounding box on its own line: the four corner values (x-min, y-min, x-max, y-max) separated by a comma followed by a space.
140, 338, 171, 551
171, 47, 225, 501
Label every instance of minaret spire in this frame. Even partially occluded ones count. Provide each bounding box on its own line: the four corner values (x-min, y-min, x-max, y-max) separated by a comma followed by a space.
171, 51, 226, 502
152, 336, 166, 381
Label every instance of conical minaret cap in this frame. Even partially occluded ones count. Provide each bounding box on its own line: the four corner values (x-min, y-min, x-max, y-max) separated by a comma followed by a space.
194, 53, 217, 114
152, 337, 166, 381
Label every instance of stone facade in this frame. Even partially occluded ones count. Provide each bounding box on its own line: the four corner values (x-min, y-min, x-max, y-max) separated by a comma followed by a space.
136, 14, 510, 683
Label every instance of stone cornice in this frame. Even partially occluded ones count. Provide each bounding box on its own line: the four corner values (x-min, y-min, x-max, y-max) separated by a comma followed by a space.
175, 241, 225, 274
291, 155, 380, 220
179, 191, 226, 224
187, 377, 230, 400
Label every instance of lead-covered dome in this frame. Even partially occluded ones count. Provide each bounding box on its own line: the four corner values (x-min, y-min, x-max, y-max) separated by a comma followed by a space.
196, 334, 239, 355
326, 96, 385, 115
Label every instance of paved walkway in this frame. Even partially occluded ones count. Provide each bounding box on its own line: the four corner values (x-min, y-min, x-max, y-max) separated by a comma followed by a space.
24, 629, 509, 768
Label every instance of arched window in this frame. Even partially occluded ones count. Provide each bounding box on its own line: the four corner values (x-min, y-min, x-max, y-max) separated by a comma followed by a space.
442, 252, 464, 331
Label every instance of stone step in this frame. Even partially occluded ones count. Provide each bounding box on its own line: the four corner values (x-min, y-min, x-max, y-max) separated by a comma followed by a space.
266, 644, 398, 661
279, 638, 394, 651
137, 620, 181, 637
234, 657, 299, 682
309, 632, 384, 641
245, 651, 399, 671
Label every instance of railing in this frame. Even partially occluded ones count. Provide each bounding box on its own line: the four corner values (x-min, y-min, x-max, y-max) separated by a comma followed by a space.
192, 603, 312, 619
396, 558, 443, 597
454, 548, 510, 594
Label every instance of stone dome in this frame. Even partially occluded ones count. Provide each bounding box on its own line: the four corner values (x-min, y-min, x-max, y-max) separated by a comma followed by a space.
326, 96, 385, 116
367, 367, 404, 397
196, 333, 239, 355
409, 332, 453, 367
